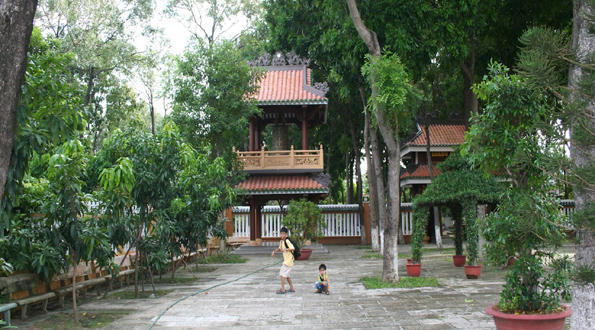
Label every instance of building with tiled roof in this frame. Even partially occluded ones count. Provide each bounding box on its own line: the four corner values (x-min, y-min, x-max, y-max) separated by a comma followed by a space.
233, 52, 331, 246
400, 123, 467, 191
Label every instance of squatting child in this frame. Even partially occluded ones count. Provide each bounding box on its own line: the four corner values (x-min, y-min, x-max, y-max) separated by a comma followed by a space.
271, 227, 296, 294
315, 263, 330, 295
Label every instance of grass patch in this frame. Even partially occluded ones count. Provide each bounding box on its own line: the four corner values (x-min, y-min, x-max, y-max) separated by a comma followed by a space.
197, 254, 248, 264
28, 311, 130, 329
363, 253, 382, 259
107, 289, 171, 300
363, 253, 411, 260
360, 276, 441, 289
192, 266, 218, 272
150, 276, 198, 284
356, 245, 371, 249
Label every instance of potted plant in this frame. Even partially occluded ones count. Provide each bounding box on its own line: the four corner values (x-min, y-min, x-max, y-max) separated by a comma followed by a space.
462, 199, 482, 279
281, 198, 326, 260
452, 206, 466, 267
408, 206, 428, 277
481, 189, 572, 330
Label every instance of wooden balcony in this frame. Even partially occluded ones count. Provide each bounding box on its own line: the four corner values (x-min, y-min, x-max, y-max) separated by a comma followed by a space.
234, 145, 324, 173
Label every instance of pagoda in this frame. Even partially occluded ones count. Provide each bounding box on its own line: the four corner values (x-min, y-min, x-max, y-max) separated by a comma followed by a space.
235, 52, 331, 246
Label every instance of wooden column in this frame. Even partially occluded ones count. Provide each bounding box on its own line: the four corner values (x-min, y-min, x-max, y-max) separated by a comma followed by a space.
249, 198, 257, 246
302, 108, 308, 150
256, 204, 263, 245
249, 117, 255, 151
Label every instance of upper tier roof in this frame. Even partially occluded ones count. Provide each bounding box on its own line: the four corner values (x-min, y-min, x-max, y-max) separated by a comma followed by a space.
255, 67, 328, 105
404, 124, 467, 147
249, 52, 328, 106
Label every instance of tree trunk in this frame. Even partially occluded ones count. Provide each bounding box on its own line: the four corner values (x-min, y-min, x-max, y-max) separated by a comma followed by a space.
362, 88, 380, 252
0, 0, 38, 212
345, 106, 365, 244
424, 124, 442, 250
150, 90, 155, 135
460, 35, 478, 124
71, 251, 78, 324
570, 1, 595, 327
347, 0, 401, 282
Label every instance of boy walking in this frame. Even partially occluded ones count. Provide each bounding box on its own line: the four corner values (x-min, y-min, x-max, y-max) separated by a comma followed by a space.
315, 263, 330, 295
271, 227, 296, 294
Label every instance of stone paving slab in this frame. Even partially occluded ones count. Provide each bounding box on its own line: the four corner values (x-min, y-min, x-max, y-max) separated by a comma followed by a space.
12, 242, 573, 329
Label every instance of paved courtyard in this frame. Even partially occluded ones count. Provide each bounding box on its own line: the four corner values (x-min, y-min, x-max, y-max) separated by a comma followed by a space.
12, 241, 573, 330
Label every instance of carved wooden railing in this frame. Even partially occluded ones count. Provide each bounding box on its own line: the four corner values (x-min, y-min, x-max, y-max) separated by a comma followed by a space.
234, 145, 324, 171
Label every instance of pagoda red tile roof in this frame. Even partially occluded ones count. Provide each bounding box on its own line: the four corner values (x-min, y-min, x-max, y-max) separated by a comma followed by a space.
404, 124, 467, 147
255, 67, 327, 105
237, 175, 329, 194
400, 164, 442, 179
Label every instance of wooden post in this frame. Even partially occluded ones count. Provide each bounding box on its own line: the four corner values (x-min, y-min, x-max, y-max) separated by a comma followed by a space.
249, 117, 255, 151
302, 108, 308, 149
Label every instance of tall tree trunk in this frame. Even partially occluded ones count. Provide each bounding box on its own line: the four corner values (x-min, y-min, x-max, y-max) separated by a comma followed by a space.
424, 124, 442, 250
347, 0, 400, 282
371, 123, 388, 255
150, 90, 155, 135
570, 1, 595, 327
343, 105, 365, 244
361, 87, 380, 252
460, 35, 478, 124
72, 250, 78, 324
0, 0, 38, 215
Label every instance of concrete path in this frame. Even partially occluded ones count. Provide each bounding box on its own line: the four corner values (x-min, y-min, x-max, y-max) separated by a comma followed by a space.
12, 242, 573, 330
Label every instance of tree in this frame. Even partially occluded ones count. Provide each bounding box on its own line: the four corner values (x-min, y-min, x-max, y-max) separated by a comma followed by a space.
164, 0, 261, 44
0, 0, 38, 221
35, 0, 155, 152
171, 39, 263, 159
1, 27, 86, 235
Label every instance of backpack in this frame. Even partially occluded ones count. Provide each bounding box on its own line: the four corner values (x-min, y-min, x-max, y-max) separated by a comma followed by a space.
284, 237, 301, 260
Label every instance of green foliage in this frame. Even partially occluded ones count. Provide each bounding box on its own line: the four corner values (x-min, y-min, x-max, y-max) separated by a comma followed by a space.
1, 28, 87, 235
411, 206, 429, 264
282, 199, 326, 248
462, 199, 479, 265
172, 40, 263, 160
0, 257, 13, 277
412, 151, 503, 257
462, 62, 553, 188
361, 52, 421, 132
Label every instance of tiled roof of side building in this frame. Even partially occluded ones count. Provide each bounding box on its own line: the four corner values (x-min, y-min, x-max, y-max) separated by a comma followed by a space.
404, 124, 467, 147
255, 67, 327, 105
237, 175, 329, 194
400, 163, 442, 179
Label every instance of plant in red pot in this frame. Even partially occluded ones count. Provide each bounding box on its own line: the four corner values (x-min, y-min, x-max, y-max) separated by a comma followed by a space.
461, 62, 574, 329
282, 199, 326, 261
481, 190, 573, 330
452, 207, 466, 267
463, 199, 481, 279
408, 206, 428, 277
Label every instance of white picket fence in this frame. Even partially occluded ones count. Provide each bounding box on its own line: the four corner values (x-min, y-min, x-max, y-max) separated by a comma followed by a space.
231, 204, 362, 238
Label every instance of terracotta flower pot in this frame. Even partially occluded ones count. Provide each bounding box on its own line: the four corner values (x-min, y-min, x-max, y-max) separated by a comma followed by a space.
406, 263, 421, 277
296, 248, 313, 260
485, 304, 571, 330
464, 265, 482, 279
453, 255, 467, 267
507, 256, 517, 266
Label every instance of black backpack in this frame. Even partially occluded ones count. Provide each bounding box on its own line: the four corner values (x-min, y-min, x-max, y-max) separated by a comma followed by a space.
284, 237, 301, 260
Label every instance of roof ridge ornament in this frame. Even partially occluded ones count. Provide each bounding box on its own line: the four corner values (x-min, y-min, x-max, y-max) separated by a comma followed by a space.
247, 51, 311, 67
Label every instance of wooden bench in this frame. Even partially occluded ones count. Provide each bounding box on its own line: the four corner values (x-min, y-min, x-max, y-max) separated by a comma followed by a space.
53, 277, 107, 308
0, 303, 17, 326
0, 273, 58, 321
14, 291, 56, 320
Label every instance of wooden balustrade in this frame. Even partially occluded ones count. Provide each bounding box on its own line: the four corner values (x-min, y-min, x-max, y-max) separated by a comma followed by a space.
234, 145, 324, 172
